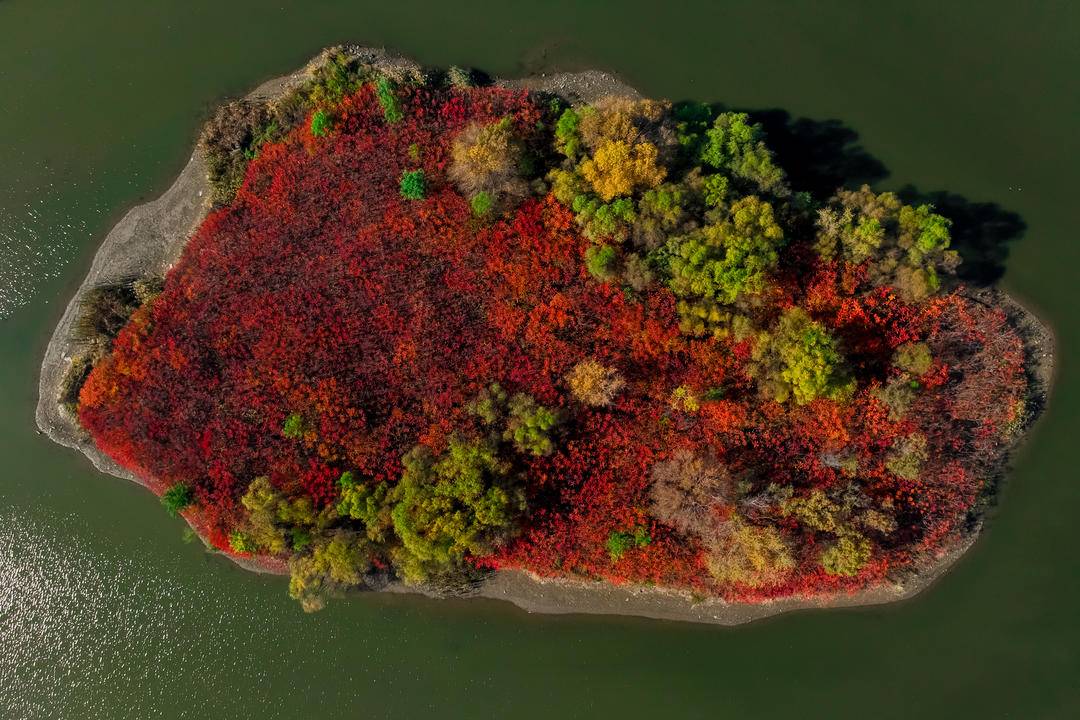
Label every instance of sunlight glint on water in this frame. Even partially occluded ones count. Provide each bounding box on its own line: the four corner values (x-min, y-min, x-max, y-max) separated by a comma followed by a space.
0, 199, 88, 319
0, 512, 285, 720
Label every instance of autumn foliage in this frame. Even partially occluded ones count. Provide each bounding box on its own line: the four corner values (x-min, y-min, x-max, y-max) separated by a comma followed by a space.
76, 56, 1030, 607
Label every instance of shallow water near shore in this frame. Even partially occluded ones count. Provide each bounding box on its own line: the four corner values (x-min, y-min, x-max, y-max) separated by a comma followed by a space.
2, 2, 1078, 718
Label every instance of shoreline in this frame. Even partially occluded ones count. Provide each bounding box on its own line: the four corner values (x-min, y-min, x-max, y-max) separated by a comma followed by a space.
36, 47, 1056, 626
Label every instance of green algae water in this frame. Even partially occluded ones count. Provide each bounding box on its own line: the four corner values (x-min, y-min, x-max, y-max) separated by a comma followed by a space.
2, 1, 1078, 717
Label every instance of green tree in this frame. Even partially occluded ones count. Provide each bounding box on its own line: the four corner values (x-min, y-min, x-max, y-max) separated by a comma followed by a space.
633, 183, 686, 248
815, 186, 959, 301
751, 307, 854, 405
288, 531, 372, 612
585, 244, 618, 281
554, 107, 582, 158
160, 483, 194, 517
310, 109, 331, 137
702, 174, 729, 208
375, 76, 403, 123
467, 382, 509, 425
821, 534, 872, 576
229, 530, 258, 554
470, 191, 494, 217
885, 434, 928, 480
337, 471, 393, 542
389, 438, 524, 583
282, 412, 307, 439
700, 112, 787, 195
894, 341, 933, 375
705, 518, 795, 586
572, 196, 636, 242
399, 169, 426, 200
504, 394, 560, 456
239, 476, 289, 554
667, 196, 784, 307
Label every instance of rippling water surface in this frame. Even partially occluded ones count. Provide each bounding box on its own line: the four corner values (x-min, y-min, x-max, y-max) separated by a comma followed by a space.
1, 1, 1078, 718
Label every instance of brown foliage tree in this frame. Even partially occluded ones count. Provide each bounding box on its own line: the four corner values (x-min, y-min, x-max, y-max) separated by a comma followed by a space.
649, 449, 734, 541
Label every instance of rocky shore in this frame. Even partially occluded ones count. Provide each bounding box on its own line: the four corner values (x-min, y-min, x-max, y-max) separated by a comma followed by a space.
36, 47, 1055, 625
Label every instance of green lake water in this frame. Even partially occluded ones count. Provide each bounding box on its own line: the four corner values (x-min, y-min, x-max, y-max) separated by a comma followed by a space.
1, 1, 1078, 717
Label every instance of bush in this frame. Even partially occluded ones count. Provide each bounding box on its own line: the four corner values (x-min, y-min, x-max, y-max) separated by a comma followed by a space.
308, 51, 361, 108
60, 350, 101, 415
310, 109, 331, 137
446, 66, 476, 89
470, 191, 494, 217
72, 282, 141, 342
200, 99, 275, 205
375, 76, 403, 123
606, 527, 651, 561
399, 169, 426, 200
821, 534, 872, 576
584, 244, 618, 281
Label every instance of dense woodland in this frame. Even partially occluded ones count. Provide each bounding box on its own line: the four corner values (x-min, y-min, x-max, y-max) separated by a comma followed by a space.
72, 52, 1030, 609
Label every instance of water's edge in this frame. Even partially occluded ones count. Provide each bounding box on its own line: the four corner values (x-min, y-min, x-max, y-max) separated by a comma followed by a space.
36, 47, 1056, 626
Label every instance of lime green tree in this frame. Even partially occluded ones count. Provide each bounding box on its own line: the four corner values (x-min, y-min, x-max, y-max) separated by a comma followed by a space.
700, 112, 787, 195
504, 394, 561, 456
288, 531, 373, 612
336, 471, 393, 542
389, 438, 525, 582
666, 196, 784, 335
815, 185, 959, 301
751, 308, 854, 404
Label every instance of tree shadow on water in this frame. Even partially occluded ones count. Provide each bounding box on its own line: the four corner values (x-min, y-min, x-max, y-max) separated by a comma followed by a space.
896, 187, 1026, 285
746, 108, 1026, 286
751, 109, 889, 199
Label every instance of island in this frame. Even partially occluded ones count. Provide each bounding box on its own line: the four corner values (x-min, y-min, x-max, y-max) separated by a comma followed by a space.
37, 47, 1053, 624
